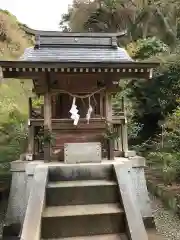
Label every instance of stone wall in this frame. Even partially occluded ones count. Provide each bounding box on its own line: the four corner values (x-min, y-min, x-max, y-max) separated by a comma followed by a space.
3, 160, 43, 237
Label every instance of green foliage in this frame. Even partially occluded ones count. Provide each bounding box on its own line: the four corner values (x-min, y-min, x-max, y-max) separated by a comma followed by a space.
32, 96, 44, 108
0, 11, 32, 167
0, 80, 31, 165
162, 166, 176, 185
127, 52, 180, 143
0, 106, 28, 164
103, 120, 119, 140
147, 151, 180, 185
127, 37, 169, 60
60, 0, 179, 47
141, 106, 180, 185
35, 127, 56, 148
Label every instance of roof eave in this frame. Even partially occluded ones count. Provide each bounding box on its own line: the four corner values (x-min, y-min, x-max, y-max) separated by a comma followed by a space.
0, 60, 160, 69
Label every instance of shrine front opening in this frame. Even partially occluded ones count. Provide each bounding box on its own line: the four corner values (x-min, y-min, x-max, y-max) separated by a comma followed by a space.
29, 71, 128, 162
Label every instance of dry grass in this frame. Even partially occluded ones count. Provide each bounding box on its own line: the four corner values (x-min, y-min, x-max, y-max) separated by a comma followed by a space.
0, 10, 33, 60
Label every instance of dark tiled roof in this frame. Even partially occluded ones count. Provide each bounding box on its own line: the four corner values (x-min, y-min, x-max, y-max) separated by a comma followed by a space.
20, 47, 133, 63
19, 31, 133, 63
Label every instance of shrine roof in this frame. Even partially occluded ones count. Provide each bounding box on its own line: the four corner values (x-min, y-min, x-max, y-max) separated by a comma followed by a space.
19, 30, 134, 63
0, 29, 159, 78
20, 46, 133, 63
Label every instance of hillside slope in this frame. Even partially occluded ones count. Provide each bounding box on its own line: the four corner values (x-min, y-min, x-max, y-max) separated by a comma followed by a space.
0, 9, 33, 59
0, 9, 34, 114
0, 10, 33, 164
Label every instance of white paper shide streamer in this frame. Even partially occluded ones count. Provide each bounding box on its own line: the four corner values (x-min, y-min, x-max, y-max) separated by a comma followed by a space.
0, 67, 3, 84
66, 87, 105, 125
86, 97, 93, 124
69, 97, 80, 126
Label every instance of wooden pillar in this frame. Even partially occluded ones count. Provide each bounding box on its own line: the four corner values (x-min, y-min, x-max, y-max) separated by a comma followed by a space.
121, 98, 129, 157
28, 97, 32, 118
28, 125, 35, 157
121, 120, 129, 157
52, 95, 56, 118
105, 92, 114, 160
100, 92, 104, 117
27, 98, 34, 159
117, 125, 123, 151
105, 92, 112, 121
44, 76, 52, 162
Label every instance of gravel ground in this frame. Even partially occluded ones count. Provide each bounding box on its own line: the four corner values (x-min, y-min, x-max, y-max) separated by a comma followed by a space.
150, 194, 180, 240
0, 196, 180, 239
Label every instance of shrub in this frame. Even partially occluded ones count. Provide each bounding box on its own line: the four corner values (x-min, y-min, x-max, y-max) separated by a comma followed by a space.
147, 151, 180, 185
127, 37, 169, 60
162, 165, 177, 186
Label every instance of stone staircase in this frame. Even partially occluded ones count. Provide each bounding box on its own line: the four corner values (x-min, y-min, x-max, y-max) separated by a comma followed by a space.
41, 164, 128, 240
18, 163, 164, 240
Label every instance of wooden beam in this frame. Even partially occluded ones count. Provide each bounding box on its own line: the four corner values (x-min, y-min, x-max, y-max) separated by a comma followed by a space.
44, 75, 52, 162
30, 118, 107, 130
3, 71, 45, 79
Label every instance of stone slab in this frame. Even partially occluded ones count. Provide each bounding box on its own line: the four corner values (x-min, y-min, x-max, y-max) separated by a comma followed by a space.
48, 164, 114, 181
48, 233, 127, 239
25, 161, 44, 176
131, 167, 153, 221
64, 142, 102, 164
10, 161, 28, 172
114, 163, 148, 240
129, 156, 146, 168
5, 171, 27, 226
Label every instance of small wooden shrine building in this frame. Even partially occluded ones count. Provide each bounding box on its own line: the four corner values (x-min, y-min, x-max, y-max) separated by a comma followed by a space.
0, 30, 158, 162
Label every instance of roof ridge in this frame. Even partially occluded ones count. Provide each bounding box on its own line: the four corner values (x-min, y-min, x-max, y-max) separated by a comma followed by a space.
22, 25, 127, 38
34, 35, 119, 50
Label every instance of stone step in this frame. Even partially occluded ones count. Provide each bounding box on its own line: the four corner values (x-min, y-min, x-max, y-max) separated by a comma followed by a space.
147, 229, 165, 240
48, 164, 115, 182
41, 203, 125, 239
46, 180, 119, 206
42, 233, 128, 239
